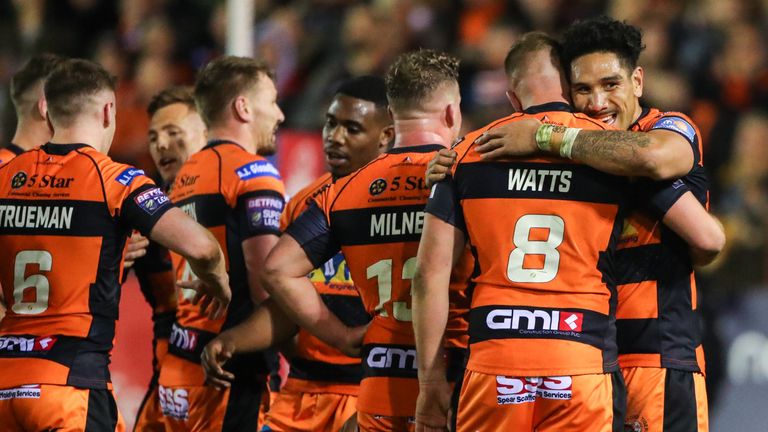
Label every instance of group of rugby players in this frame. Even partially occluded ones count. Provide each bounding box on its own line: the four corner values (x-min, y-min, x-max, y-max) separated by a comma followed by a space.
0, 15, 723, 432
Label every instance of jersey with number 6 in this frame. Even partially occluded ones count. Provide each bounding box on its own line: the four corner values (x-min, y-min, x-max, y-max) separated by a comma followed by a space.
427, 103, 629, 378
285, 145, 473, 417
0, 143, 173, 389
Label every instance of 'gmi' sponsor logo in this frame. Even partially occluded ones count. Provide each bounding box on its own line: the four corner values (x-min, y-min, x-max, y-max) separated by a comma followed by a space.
486, 308, 583, 332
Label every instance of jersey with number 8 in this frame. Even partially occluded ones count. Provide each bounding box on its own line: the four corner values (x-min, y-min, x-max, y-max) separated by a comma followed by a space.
285, 144, 473, 417
426, 104, 630, 378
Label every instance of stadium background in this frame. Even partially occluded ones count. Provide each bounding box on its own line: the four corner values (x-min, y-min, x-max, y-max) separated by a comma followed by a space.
1, 0, 766, 430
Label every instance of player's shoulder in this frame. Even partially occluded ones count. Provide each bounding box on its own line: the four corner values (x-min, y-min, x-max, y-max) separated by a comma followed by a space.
637, 107, 698, 141
293, 172, 333, 203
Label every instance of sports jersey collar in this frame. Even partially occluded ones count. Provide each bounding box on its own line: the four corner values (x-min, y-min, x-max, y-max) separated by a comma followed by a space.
204, 139, 243, 150
41, 143, 92, 155
523, 102, 573, 114
628, 106, 651, 130
6, 143, 24, 155
387, 143, 444, 154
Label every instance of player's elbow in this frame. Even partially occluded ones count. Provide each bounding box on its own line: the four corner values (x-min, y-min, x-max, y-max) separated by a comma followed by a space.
689, 222, 726, 266
186, 232, 221, 266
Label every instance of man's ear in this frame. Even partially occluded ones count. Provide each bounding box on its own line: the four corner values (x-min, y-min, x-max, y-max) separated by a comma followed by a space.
378, 125, 395, 152
632, 66, 644, 98
233, 95, 251, 122
103, 102, 114, 129
37, 95, 48, 121
506, 91, 522, 113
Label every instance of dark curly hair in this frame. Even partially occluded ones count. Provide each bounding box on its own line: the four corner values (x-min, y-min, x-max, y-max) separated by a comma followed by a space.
561, 16, 645, 75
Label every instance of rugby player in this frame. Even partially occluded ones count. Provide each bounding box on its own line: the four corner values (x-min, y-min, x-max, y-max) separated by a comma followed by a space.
0, 58, 229, 431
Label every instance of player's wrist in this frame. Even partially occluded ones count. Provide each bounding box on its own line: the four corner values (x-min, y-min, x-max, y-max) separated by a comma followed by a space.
535, 124, 580, 159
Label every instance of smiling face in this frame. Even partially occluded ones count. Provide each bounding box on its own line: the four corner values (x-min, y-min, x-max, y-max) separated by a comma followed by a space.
148, 103, 207, 183
569, 52, 644, 130
322, 94, 389, 177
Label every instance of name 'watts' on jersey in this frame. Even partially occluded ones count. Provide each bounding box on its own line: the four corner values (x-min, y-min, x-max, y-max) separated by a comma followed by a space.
0, 204, 73, 229
508, 168, 572, 193
370, 210, 424, 237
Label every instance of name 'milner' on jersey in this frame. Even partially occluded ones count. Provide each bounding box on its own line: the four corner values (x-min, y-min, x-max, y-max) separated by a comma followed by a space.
284, 145, 472, 418
0, 143, 173, 390
426, 102, 631, 378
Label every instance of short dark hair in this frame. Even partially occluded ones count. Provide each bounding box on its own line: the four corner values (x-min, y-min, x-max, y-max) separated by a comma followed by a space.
147, 86, 197, 117
504, 32, 563, 79
561, 16, 645, 74
44, 59, 117, 127
10, 53, 65, 113
335, 75, 388, 108
194, 56, 275, 127
385, 49, 459, 111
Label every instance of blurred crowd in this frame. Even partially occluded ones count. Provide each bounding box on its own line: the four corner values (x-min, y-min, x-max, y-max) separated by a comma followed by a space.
0, 0, 766, 407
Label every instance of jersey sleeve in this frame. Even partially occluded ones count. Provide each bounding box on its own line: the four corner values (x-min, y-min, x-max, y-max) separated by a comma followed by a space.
233, 159, 286, 239
425, 177, 467, 234
635, 178, 691, 219
284, 201, 341, 268
649, 115, 701, 167
103, 164, 174, 236
120, 184, 175, 236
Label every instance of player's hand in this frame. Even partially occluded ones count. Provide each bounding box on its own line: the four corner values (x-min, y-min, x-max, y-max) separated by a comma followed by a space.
123, 232, 149, 269
339, 322, 369, 357
416, 378, 453, 432
177, 278, 231, 320
474, 118, 542, 159
425, 149, 457, 188
201, 337, 236, 389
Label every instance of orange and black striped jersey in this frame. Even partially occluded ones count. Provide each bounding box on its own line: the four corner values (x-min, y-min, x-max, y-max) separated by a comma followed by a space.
616, 107, 707, 372
0, 143, 173, 389
427, 102, 630, 378
279, 172, 369, 396
285, 145, 472, 417
160, 139, 285, 387
0, 143, 25, 167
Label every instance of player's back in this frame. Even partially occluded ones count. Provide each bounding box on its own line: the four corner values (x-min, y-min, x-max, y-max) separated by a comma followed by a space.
0, 143, 169, 389
437, 103, 629, 377
312, 145, 472, 416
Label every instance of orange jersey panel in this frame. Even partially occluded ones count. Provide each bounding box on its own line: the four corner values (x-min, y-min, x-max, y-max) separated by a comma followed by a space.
0, 143, 172, 389
164, 140, 285, 386
286, 145, 472, 417
0, 144, 24, 168
428, 104, 628, 377
616, 108, 707, 371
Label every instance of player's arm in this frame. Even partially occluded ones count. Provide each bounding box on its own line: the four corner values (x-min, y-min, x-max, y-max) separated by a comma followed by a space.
261, 232, 365, 356
243, 234, 279, 304
201, 298, 297, 388
661, 192, 725, 266
642, 178, 725, 266
150, 207, 230, 319
474, 118, 696, 180
412, 179, 467, 430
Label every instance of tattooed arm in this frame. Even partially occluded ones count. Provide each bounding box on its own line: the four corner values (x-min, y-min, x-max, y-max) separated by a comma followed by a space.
569, 129, 694, 180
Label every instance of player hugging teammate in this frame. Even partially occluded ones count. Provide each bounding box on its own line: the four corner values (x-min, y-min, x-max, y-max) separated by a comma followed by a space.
0, 15, 722, 432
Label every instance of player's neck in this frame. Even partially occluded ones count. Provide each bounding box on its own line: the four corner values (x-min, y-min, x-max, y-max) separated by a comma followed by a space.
11, 119, 51, 150
50, 125, 109, 153
207, 125, 257, 154
392, 118, 454, 149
